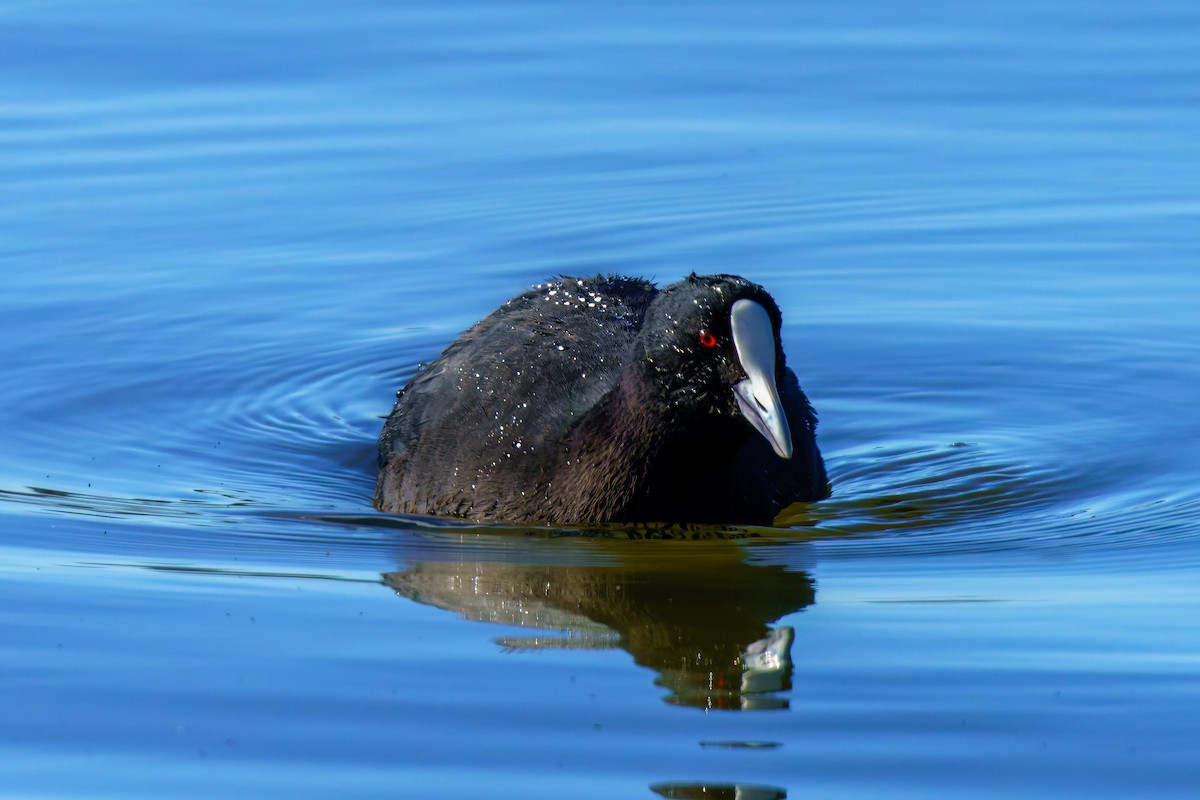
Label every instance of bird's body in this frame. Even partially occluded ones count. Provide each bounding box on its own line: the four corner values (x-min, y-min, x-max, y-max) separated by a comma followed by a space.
375, 274, 828, 525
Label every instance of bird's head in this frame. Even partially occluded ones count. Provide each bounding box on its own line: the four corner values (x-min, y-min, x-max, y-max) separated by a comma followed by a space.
638, 274, 793, 460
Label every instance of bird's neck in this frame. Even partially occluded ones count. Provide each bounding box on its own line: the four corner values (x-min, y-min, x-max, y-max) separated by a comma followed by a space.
550, 369, 670, 520
561, 367, 748, 523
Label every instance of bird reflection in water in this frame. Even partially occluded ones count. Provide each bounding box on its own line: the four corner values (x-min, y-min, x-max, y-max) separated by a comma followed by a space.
651, 782, 787, 800
382, 531, 815, 710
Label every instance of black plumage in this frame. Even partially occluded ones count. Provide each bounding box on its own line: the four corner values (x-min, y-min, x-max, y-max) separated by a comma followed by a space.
375, 274, 828, 525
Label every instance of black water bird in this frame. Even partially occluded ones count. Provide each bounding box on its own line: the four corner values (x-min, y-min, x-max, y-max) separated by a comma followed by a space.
375, 274, 828, 525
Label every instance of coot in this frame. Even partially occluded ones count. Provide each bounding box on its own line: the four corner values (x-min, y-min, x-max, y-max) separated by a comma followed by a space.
375, 274, 828, 525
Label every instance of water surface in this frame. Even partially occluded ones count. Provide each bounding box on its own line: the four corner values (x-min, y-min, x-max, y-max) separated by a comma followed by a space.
3, 0, 1199, 797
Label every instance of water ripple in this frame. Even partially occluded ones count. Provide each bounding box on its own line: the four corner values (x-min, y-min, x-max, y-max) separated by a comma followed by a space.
6, 321, 1196, 571
799, 437, 1200, 566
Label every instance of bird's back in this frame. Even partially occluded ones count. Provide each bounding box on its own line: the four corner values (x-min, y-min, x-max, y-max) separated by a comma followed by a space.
376, 276, 657, 520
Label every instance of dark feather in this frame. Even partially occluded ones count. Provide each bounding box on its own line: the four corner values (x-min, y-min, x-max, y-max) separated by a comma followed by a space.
375, 274, 828, 525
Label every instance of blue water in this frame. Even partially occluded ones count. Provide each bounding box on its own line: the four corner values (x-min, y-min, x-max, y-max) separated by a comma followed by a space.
3, 1, 1200, 797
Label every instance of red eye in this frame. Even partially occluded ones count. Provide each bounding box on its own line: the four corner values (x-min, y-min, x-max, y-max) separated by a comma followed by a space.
698, 330, 718, 348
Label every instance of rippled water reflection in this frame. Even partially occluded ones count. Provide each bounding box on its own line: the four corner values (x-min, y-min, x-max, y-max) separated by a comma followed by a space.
4, 0, 1200, 797
383, 536, 815, 710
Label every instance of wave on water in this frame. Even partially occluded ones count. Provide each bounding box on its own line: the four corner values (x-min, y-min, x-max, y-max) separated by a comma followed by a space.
800, 438, 1200, 564
4, 317, 1196, 573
